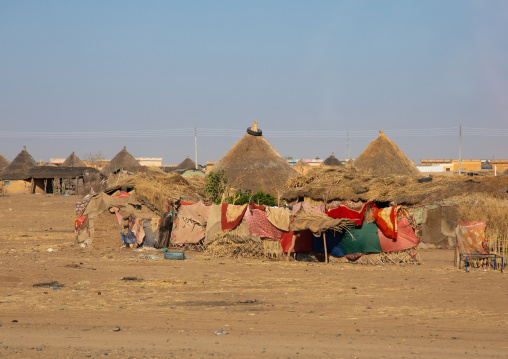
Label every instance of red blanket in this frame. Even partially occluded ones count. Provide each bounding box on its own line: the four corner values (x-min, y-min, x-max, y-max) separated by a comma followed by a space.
221, 203, 248, 231
325, 202, 376, 225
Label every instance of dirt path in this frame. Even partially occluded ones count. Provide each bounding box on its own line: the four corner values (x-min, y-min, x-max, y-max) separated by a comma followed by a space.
0, 194, 507, 358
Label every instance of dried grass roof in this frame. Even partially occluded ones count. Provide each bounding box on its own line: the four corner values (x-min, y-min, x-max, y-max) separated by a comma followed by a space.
212, 128, 297, 195
101, 146, 142, 175
282, 166, 508, 206
113, 171, 206, 213
0, 147, 37, 180
29, 166, 103, 179
0, 154, 10, 171
176, 157, 196, 170
62, 152, 86, 167
323, 153, 342, 166
353, 131, 420, 176
294, 159, 310, 167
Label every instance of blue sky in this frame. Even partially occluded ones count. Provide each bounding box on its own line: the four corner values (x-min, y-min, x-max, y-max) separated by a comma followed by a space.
1, 0, 507, 164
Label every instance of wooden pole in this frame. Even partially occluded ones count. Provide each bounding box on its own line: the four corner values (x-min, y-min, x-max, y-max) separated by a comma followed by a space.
323, 232, 328, 263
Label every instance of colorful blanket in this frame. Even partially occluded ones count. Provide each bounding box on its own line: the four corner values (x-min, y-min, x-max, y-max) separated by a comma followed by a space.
244, 208, 284, 239
455, 221, 488, 254
280, 229, 313, 253
326, 202, 376, 226
373, 205, 410, 240
221, 203, 248, 231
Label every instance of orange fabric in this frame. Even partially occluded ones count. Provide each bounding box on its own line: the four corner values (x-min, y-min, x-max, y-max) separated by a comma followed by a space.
455, 221, 488, 254
373, 205, 406, 240
221, 203, 248, 231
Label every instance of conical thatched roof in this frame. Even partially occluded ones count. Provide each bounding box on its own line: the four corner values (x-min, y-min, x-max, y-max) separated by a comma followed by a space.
212, 122, 297, 195
0, 146, 37, 180
62, 152, 86, 167
0, 154, 10, 171
323, 153, 342, 166
353, 131, 420, 176
177, 157, 196, 170
294, 159, 310, 167
101, 146, 142, 175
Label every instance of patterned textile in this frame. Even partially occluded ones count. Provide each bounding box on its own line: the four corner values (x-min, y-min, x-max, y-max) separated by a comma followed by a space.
131, 218, 145, 246
291, 202, 323, 214
455, 221, 488, 254
266, 207, 291, 231
244, 208, 284, 239
373, 205, 409, 240
326, 202, 376, 226
221, 203, 248, 231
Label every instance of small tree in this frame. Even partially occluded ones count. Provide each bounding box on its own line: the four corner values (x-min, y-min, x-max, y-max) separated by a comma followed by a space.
204, 170, 228, 204
83, 151, 105, 167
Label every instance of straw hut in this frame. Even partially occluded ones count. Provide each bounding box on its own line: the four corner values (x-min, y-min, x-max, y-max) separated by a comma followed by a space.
323, 153, 343, 166
101, 146, 143, 175
212, 122, 297, 195
353, 130, 420, 176
0, 154, 10, 172
62, 152, 86, 167
0, 146, 37, 194
293, 159, 312, 175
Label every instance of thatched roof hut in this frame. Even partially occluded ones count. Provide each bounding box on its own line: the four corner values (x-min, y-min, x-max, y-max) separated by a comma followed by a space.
101, 147, 142, 175
176, 157, 197, 171
323, 153, 342, 166
0, 154, 10, 171
212, 122, 297, 195
294, 159, 310, 167
0, 146, 37, 180
62, 152, 86, 167
353, 130, 420, 176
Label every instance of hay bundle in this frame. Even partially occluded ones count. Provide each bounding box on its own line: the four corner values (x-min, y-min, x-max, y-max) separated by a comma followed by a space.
116, 171, 205, 213
291, 208, 354, 236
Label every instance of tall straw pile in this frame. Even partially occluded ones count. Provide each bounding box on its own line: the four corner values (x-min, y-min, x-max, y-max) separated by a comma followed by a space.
282, 167, 508, 206
115, 171, 205, 213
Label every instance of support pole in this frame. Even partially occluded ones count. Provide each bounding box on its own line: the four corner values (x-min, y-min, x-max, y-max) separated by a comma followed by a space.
323, 232, 328, 264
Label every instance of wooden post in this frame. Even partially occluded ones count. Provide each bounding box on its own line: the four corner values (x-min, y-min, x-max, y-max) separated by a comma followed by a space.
44, 179, 47, 194
323, 232, 328, 263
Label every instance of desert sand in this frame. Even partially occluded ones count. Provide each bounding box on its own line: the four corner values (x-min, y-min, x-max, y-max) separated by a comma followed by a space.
0, 194, 507, 358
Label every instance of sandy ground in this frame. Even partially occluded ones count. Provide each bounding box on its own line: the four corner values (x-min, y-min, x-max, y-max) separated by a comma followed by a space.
0, 194, 507, 359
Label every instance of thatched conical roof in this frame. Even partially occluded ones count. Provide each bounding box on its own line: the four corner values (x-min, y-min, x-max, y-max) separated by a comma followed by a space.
323, 153, 342, 166
294, 159, 310, 167
353, 131, 420, 176
101, 146, 142, 175
177, 157, 196, 170
0, 146, 37, 180
212, 122, 297, 195
0, 154, 10, 171
62, 152, 86, 167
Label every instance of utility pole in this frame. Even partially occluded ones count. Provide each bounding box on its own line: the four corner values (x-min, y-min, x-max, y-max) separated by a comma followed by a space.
346, 131, 350, 160
194, 126, 198, 170
458, 125, 462, 175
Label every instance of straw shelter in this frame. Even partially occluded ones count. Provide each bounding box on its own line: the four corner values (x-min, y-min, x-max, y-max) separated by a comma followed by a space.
0, 146, 37, 194
62, 152, 86, 167
323, 153, 343, 166
172, 157, 197, 174
212, 122, 297, 195
353, 130, 420, 176
0, 154, 10, 171
293, 159, 312, 175
101, 146, 143, 175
